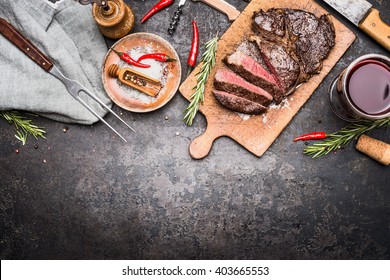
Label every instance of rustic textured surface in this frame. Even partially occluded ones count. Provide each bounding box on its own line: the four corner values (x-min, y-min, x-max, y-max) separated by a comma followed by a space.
0, 0, 390, 259
180, 0, 355, 159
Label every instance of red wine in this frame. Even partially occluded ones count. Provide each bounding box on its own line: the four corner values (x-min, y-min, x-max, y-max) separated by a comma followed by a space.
347, 60, 390, 115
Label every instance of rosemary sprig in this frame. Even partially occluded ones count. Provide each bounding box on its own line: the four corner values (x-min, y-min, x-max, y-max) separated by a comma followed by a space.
183, 35, 218, 126
304, 117, 390, 158
0, 111, 46, 145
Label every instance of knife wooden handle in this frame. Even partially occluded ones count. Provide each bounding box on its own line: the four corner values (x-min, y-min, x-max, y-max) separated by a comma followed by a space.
359, 8, 390, 52
192, 0, 240, 22
0, 17, 53, 71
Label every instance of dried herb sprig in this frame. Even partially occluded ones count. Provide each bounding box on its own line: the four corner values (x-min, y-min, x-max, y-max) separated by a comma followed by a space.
304, 117, 390, 158
0, 111, 46, 145
183, 35, 218, 126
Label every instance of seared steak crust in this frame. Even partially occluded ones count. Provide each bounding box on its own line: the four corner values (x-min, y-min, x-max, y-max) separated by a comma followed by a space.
253, 8, 336, 75
252, 9, 286, 40
213, 90, 267, 115
286, 10, 335, 74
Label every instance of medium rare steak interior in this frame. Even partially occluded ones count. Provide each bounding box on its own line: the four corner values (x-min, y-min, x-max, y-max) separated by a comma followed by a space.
223, 50, 284, 102
214, 68, 273, 107
250, 36, 300, 94
212, 8, 335, 115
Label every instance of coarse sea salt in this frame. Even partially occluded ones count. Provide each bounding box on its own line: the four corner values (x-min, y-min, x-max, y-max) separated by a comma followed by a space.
236, 112, 251, 121
262, 114, 268, 124
269, 97, 291, 110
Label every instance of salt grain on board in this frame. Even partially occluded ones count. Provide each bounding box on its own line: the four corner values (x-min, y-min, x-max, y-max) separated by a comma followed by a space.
235, 97, 292, 121
269, 98, 291, 110
236, 112, 251, 121
262, 114, 268, 124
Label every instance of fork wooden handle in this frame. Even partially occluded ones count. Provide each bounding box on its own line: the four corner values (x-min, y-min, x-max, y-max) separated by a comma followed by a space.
0, 17, 53, 71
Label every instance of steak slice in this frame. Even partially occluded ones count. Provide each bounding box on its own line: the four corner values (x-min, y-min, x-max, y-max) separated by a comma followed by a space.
214, 68, 273, 106
252, 8, 286, 41
224, 51, 284, 102
286, 10, 336, 74
250, 36, 300, 98
236, 40, 265, 66
213, 90, 267, 115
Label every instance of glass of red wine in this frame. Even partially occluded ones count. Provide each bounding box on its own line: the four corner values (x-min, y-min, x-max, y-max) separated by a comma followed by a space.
329, 54, 390, 122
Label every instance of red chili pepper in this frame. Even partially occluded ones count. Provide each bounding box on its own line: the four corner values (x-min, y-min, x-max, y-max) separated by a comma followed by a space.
187, 20, 199, 75
137, 53, 176, 63
111, 49, 150, 68
141, 0, 174, 23
293, 132, 328, 142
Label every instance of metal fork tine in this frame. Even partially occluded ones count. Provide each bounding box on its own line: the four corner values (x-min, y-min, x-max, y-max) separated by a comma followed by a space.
76, 96, 127, 142
47, 66, 134, 140
80, 87, 136, 133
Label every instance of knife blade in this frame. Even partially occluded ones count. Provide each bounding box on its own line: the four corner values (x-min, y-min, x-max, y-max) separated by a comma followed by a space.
323, 0, 390, 51
191, 0, 240, 22
168, 0, 187, 35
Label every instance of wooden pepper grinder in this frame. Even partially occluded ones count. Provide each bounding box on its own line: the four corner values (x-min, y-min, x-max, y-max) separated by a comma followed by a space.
76, 0, 134, 39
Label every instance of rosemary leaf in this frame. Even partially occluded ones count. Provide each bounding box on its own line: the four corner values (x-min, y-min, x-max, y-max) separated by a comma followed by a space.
0, 111, 46, 145
303, 117, 390, 158
183, 35, 218, 126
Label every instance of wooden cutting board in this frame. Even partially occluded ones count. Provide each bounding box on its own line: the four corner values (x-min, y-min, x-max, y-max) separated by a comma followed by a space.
179, 0, 355, 159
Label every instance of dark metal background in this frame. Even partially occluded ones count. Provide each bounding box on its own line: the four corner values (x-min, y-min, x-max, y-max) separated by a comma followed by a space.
0, 0, 389, 259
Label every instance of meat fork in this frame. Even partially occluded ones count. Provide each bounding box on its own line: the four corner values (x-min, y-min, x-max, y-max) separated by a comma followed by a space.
0, 17, 134, 142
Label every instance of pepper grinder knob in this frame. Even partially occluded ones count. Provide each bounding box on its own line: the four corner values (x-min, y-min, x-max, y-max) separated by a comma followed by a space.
91, 0, 135, 39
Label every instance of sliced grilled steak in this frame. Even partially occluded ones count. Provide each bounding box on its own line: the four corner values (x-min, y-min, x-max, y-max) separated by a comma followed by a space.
224, 51, 284, 102
214, 68, 273, 106
252, 9, 286, 40
212, 8, 335, 114
213, 90, 267, 115
250, 36, 300, 97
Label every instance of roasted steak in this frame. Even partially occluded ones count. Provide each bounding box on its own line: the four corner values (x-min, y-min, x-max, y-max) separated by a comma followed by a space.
212, 7, 335, 114
213, 90, 267, 115
253, 8, 336, 75
286, 10, 335, 74
214, 68, 273, 106
252, 9, 286, 40
224, 50, 284, 102
250, 36, 300, 96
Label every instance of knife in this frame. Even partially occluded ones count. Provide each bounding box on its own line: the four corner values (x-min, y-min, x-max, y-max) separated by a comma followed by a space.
323, 0, 390, 51
191, 0, 240, 22
168, 0, 187, 35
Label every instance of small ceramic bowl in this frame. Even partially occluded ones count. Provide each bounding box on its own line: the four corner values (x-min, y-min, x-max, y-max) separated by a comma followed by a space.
102, 33, 181, 112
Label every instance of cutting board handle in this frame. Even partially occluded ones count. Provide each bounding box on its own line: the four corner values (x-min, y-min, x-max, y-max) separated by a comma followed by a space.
189, 127, 221, 159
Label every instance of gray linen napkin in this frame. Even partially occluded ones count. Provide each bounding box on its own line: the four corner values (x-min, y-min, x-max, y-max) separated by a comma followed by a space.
0, 0, 111, 125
